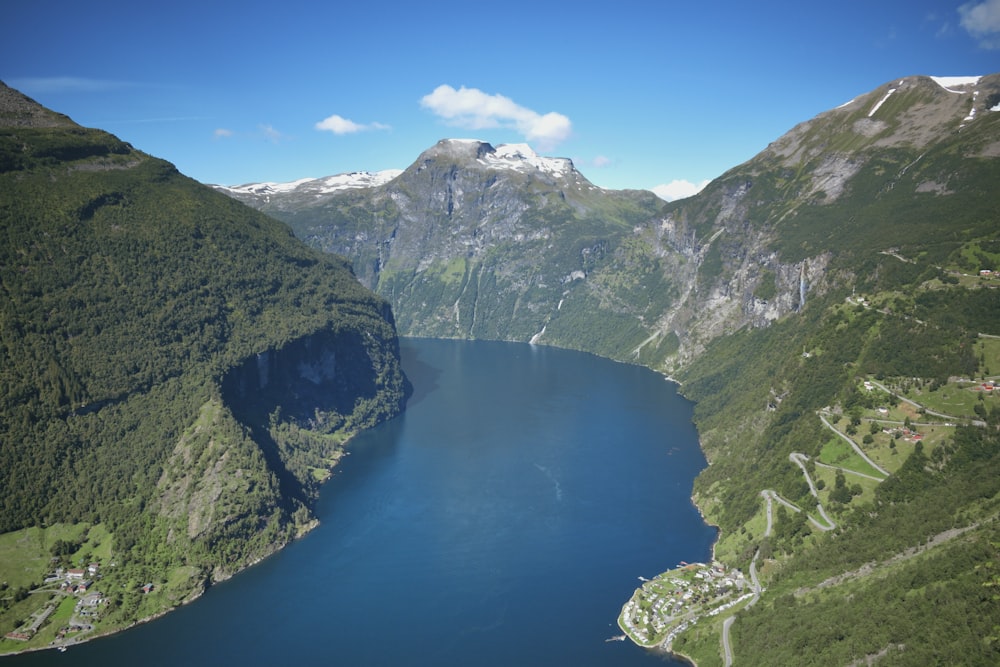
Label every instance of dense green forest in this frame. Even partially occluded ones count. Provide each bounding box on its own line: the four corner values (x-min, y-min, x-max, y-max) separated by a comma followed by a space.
0, 86, 407, 650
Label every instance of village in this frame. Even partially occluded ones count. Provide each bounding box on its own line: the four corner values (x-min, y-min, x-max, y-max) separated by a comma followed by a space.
3, 560, 155, 650
618, 561, 753, 649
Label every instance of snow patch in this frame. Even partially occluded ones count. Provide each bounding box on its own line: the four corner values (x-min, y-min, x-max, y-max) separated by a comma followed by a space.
479, 142, 573, 177
221, 170, 402, 196
494, 143, 537, 159
962, 90, 980, 125
316, 170, 403, 193
930, 75, 982, 92
867, 88, 896, 118
219, 177, 316, 196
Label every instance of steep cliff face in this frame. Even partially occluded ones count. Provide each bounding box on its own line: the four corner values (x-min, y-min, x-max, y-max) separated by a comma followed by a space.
612, 73, 1000, 367
222, 322, 404, 438
250, 139, 670, 356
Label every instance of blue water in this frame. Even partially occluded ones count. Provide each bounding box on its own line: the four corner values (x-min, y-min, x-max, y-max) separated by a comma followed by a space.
12, 339, 715, 666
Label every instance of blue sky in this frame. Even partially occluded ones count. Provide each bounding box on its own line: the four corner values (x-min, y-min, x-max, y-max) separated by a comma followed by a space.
4, 0, 999, 199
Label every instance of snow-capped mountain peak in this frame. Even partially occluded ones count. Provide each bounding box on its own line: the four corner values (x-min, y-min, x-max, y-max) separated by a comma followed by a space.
215, 169, 403, 201
483, 142, 574, 177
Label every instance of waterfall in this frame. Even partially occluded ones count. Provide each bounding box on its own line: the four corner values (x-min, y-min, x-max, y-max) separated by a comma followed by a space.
798, 262, 807, 311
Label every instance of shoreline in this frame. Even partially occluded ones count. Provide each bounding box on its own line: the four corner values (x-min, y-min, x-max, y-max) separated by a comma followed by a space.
0, 429, 361, 658
6, 350, 720, 661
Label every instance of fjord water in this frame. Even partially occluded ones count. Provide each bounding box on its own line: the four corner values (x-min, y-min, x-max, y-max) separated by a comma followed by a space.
15, 339, 714, 666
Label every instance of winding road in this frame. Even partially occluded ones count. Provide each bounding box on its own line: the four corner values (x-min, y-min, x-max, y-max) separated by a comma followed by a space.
716, 375, 993, 665
722, 549, 763, 666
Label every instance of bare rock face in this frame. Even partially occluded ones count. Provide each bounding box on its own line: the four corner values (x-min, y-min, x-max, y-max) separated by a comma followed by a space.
0, 81, 76, 127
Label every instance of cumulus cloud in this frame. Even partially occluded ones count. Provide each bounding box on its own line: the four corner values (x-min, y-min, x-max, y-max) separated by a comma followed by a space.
959, 0, 1000, 48
651, 179, 710, 202
315, 114, 390, 134
420, 85, 572, 150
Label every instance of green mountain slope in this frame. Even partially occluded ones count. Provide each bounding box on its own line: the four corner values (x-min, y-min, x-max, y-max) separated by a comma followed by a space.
0, 82, 407, 650
649, 76, 1000, 665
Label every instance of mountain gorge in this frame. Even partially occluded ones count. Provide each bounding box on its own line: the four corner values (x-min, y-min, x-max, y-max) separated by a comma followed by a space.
221, 73, 1000, 665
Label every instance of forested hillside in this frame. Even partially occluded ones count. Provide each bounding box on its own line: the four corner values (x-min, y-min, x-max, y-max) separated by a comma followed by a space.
0, 82, 407, 651
653, 76, 1000, 664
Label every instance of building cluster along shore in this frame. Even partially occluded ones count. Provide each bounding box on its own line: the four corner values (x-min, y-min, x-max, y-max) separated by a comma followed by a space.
618, 561, 753, 651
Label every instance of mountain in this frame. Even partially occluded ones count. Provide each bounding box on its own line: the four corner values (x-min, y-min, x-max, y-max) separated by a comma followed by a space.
217, 138, 674, 360
224, 75, 1000, 367
220, 74, 1000, 665
0, 82, 408, 650
214, 168, 403, 206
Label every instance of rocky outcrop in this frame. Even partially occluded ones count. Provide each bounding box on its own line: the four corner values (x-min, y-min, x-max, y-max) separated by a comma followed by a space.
0, 80, 76, 127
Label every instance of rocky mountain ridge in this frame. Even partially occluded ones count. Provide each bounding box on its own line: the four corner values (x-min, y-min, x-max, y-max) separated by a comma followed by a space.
216, 168, 404, 206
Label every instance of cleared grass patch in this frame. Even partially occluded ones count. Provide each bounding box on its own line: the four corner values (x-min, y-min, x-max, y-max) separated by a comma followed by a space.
977, 337, 1000, 374
0, 524, 89, 590
77, 524, 113, 564
817, 436, 884, 478
905, 382, 994, 419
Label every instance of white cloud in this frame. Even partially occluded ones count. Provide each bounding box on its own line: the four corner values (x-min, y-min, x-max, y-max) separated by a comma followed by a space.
651, 179, 710, 202
315, 114, 390, 134
592, 155, 612, 168
214, 128, 234, 139
420, 85, 572, 150
959, 0, 1000, 48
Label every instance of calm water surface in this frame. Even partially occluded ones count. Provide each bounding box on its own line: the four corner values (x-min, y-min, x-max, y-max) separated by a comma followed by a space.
13, 338, 715, 666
